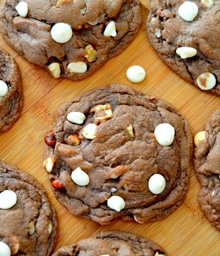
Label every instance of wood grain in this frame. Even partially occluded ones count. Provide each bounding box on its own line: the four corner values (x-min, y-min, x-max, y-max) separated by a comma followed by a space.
0, 5, 220, 255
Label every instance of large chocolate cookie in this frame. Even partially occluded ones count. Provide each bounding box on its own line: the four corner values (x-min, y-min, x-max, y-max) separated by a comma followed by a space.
52, 230, 166, 256
43, 84, 192, 225
0, 161, 57, 255
0, 0, 141, 81
194, 109, 220, 231
0, 48, 23, 133
146, 0, 220, 96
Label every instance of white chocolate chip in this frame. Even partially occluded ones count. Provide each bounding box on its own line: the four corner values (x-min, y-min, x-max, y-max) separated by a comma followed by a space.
148, 174, 166, 194
15, 1, 28, 17
48, 221, 53, 234
176, 46, 197, 59
196, 72, 216, 90
178, 1, 199, 21
133, 215, 145, 224
107, 195, 125, 212
67, 112, 86, 124
154, 123, 175, 146
67, 62, 87, 74
0, 190, 17, 210
155, 28, 162, 38
80, 7, 87, 15
0, 80, 9, 97
201, 0, 214, 7
0, 241, 11, 256
47, 62, 61, 79
88, 18, 99, 26
103, 21, 117, 37
155, 252, 166, 256
71, 167, 90, 186
43, 156, 56, 173
194, 131, 206, 146
126, 65, 146, 83
110, 187, 117, 193
82, 123, 97, 139
51, 22, 73, 43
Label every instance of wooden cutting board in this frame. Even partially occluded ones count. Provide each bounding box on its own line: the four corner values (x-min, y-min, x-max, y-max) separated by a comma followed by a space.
1, 5, 220, 255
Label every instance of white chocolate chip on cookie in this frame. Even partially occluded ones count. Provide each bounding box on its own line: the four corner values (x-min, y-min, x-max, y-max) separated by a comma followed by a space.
82, 123, 97, 139
51, 22, 73, 43
201, 0, 214, 8
0, 80, 9, 97
43, 155, 56, 173
154, 123, 175, 146
71, 167, 90, 186
67, 112, 86, 124
176, 46, 197, 59
148, 174, 166, 194
0, 190, 17, 209
178, 1, 199, 21
15, 1, 28, 17
196, 72, 216, 90
0, 241, 11, 256
107, 195, 125, 212
104, 21, 117, 37
67, 62, 87, 74
194, 131, 206, 146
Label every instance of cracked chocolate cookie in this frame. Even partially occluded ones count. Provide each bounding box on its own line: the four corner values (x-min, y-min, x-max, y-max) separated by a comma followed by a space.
52, 230, 166, 256
194, 109, 220, 231
43, 84, 192, 225
0, 0, 141, 81
0, 48, 23, 133
0, 161, 57, 255
146, 0, 220, 96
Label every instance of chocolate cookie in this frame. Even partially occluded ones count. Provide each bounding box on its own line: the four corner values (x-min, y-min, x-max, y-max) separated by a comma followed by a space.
0, 0, 141, 81
0, 48, 23, 133
146, 0, 220, 96
0, 161, 57, 255
52, 230, 166, 256
194, 109, 220, 231
43, 84, 192, 225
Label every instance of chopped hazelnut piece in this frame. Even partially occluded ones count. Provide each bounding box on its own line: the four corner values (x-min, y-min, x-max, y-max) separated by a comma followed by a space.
56, 0, 73, 7
47, 62, 61, 79
85, 45, 97, 62
126, 124, 134, 137
65, 134, 81, 146
28, 221, 35, 235
91, 104, 113, 124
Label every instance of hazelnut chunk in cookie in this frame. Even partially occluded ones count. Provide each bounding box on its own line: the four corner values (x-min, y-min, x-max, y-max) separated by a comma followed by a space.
43, 84, 192, 225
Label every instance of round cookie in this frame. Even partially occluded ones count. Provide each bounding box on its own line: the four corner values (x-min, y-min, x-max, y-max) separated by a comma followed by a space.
0, 48, 23, 133
146, 0, 220, 96
43, 84, 193, 225
0, 161, 57, 255
194, 109, 220, 231
52, 230, 166, 256
0, 0, 141, 81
